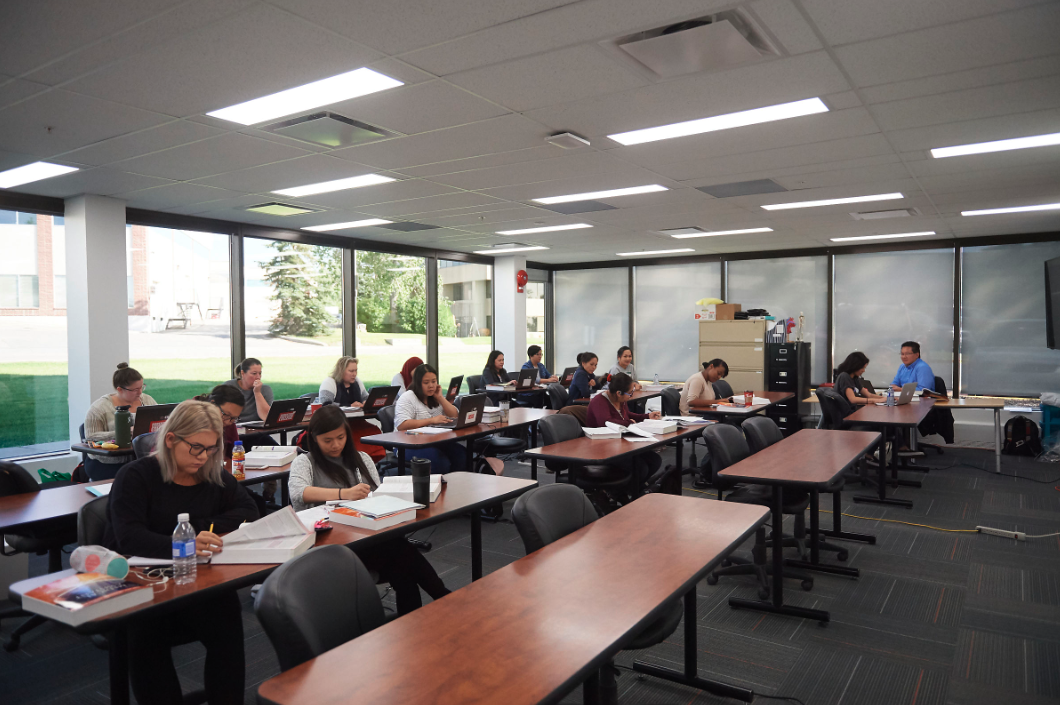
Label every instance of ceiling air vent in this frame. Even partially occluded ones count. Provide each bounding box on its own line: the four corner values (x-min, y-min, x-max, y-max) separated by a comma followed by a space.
614, 10, 780, 78
850, 208, 921, 221
266, 112, 397, 148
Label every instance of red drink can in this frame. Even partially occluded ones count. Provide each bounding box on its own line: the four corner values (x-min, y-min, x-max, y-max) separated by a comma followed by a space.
744, 390, 753, 406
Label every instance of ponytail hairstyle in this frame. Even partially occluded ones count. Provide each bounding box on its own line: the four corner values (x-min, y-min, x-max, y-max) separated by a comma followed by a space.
578, 351, 598, 370
234, 357, 262, 379
112, 362, 143, 390
306, 405, 376, 491
194, 384, 245, 408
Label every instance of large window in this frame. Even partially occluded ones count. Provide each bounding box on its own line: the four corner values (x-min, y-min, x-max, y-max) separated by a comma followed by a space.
727, 256, 829, 383
634, 262, 721, 381
355, 252, 427, 389
0, 210, 69, 458
125, 226, 233, 404
961, 242, 1060, 397
834, 249, 955, 390
555, 268, 629, 375
439, 260, 492, 392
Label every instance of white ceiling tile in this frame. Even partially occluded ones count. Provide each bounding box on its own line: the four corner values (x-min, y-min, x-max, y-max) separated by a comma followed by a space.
749, 0, 824, 54
771, 161, 913, 191
112, 132, 311, 181
63, 3, 382, 117
860, 55, 1060, 105
448, 45, 648, 112
418, 206, 551, 227
886, 107, 1060, 152
117, 182, 246, 209
0, 89, 170, 156
297, 179, 460, 210
0, 148, 37, 171
0, 76, 50, 110
427, 150, 656, 192
60, 120, 227, 166
191, 154, 383, 194
832, 4, 1060, 87
353, 192, 508, 218
398, 146, 561, 178
10, 167, 173, 198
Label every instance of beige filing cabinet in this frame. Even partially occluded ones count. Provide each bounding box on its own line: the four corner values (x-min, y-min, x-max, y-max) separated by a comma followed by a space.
698, 320, 768, 393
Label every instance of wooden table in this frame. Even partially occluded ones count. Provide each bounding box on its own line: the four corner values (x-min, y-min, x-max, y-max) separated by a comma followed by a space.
719, 429, 880, 623
362, 408, 555, 479
805, 393, 1005, 473
257, 495, 770, 705
572, 388, 666, 405
70, 443, 136, 459
689, 390, 794, 421
9, 472, 535, 705
846, 400, 935, 508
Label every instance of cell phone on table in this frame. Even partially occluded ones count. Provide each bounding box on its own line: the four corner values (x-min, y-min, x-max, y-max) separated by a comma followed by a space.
314, 519, 333, 532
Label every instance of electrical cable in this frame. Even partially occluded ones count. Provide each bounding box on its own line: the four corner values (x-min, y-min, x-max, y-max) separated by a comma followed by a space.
755, 695, 807, 705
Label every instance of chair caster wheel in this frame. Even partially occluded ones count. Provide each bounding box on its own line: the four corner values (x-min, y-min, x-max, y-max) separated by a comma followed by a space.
837, 550, 849, 561
801, 579, 814, 591
758, 587, 770, 600
3, 637, 19, 652
706, 574, 718, 586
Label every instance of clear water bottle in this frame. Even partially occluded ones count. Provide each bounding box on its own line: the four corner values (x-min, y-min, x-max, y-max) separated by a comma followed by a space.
886, 388, 895, 407
172, 513, 197, 586
653, 373, 659, 385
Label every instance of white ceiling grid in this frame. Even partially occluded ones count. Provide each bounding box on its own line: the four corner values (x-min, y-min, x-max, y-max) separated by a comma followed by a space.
0, 0, 1056, 263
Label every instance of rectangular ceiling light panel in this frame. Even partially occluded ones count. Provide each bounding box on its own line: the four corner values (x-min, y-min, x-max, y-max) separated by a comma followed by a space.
931, 131, 1060, 159
961, 203, 1060, 216
207, 68, 403, 125
245, 203, 319, 216
830, 231, 935, 242
533, 184, 667, 205
668, 227, 773, 239
473, 245, 549, 254
0, 161, 79, 188
496, 224, 592, 235
608, 98, 828, 146
762, 193, 903, 210
303, 218, 391, 232
273, 173, 396, 197
616, 248, 695, 256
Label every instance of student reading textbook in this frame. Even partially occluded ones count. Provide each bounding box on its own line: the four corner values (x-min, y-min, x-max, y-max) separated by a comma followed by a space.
834, 352, 885, 413
84, 363, 159, 480
318, 356, 369, 407
890, 341, 935, 392
288, 405, 450, 615
392, 356, 424, 395
104, 400, 259, 705
607, 346, 642, 391
585, 372, 663, 491
679, 359, 729, 415
223, 357, 274, 422
568, 352, 599, 403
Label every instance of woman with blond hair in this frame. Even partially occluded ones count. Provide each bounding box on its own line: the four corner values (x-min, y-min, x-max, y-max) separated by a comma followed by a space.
104, 400, 259, 705
317, 356, 385, 462
84, 362, 159, 480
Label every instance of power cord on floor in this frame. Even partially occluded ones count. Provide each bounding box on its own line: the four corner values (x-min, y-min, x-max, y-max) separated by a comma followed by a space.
924, 459, 1060, 484
611, 665, 807, 705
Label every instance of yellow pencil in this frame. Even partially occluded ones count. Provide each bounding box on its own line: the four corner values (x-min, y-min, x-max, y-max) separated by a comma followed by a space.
209, 523, 214, 533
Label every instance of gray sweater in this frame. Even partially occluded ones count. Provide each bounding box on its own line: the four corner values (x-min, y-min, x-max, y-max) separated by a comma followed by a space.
289, 451, 381, 512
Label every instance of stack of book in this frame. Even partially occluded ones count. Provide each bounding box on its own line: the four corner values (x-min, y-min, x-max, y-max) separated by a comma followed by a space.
482, 406, 503, 423
245, 446, 298, 467
373, 476, 442, 503
329, 495, 423, 530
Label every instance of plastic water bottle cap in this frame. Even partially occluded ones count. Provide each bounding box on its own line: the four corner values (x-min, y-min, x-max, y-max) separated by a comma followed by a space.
178, 513, 190, 523
234, 441, 243, 446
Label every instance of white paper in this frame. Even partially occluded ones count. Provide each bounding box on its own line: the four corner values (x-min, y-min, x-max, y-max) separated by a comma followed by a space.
623, 435, 656, 443
223, 505, 309, 545
408, 426, 451, 435
85, 484, 112, 496
340, 494, 423, 518
662, 416, 709, 424
606, 421, 656, 439
296, 506, 331, 530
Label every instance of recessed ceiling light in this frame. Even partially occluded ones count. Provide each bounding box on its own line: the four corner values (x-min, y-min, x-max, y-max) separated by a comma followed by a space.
0, 161, 79, 188
931, 131, 1060, 159
669, 227, 774, 239
472, 245, 550, 255
616, 248, 695, 257
830, 231, 935, 242
533, 185, 668, 205
207, 67, 403, 125
273, 174, 396, 197
762, 193, 904, 210
495, 224, 593, 235
245, 202, 319, 216
303, 218, 392, 232
608, 97, 829, 146
961, 203, 1060, 216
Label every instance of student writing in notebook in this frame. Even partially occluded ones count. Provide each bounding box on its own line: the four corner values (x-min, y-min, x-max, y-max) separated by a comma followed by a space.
104, 401, 259, 705
585, 372, 663, 494
288, 405, 450, 615
568, 352, 599, 402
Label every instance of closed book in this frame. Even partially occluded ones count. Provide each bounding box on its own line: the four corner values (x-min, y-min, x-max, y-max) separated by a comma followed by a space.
85, 483, 112, 497
633, 420, 677, 434
23, 572, 152, 626
329, 506, 417, 531
373, 477, 442, 503
245, 447, 297, 467
583, 427, 621, 439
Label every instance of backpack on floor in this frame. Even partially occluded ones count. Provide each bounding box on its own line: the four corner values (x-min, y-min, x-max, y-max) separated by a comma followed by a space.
1003, 416, 1042, 457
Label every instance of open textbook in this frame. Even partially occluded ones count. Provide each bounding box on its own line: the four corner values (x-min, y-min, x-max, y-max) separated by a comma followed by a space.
210, 506, 315, 564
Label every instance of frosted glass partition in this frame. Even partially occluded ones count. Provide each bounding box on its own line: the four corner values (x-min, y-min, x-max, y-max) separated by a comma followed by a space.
961, 241, 1060, 397
555, 268, 629, 373
727, 256, 829, 382
633, 262, 721, 381
834, 249, 954, 390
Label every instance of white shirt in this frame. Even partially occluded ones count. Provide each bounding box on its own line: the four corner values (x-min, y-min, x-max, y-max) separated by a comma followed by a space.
394, 389, 440, 428
391, 373, 407, 395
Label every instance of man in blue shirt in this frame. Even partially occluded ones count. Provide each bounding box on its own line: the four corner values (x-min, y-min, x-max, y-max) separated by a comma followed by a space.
519, 344, 558, 404
890, 341, 935, 392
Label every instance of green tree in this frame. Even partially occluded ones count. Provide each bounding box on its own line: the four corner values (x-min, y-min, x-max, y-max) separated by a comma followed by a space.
263, 241, 332, 336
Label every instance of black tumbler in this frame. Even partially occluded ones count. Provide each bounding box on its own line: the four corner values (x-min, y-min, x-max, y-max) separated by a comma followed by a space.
410, 457, 432, 505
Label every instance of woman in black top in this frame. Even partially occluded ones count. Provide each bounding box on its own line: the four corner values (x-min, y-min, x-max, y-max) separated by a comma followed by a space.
834, 351, 885, 413
568, 352, 599, 402
105, 400, 259, 705
482, 349, 509, 404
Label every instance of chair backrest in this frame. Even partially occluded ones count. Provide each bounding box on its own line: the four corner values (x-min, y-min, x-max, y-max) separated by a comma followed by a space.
538, 413, 582, 446
508, 370, 522, 382
132, 432, 156, 460
376, 405, 396, 434
0, 461, 40, 497
254, 545, 385, 672
712, 379, 734, 399
660, 388, 681, 416
934, 376, 949, 396
557, 404, 588, 426
743, 416, 784, 454
815, 388, 849, 430
546, 383, 568, 410
511, 484, 598, 554
467, 375, 484, 394
702, 424, 751, 488
300, 392, 317, 400
78, 495, 110, 546
79, 423, 86, 442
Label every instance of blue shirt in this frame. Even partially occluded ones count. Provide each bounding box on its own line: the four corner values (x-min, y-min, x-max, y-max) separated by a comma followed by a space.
891, 357, 935, 391
569, 367, 595, 402
519, 360, 551, 402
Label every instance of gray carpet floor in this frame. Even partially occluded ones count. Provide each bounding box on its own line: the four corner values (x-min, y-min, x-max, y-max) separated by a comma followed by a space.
2, 445, 1059, 705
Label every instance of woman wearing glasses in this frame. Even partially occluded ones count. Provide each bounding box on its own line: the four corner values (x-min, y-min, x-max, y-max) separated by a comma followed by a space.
195, 384, 248, 459
104, 400, 260, 705
585, 372, 664, 495
83, 362, 158, 480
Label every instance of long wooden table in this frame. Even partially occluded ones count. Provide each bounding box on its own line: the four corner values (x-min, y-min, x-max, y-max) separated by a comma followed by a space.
257, 495, 770, 705
689, 390, 794, 421
363, 407, 555, 479
9, 472, 536, 705
718, 429, 880, 623
846, 400, 935, 508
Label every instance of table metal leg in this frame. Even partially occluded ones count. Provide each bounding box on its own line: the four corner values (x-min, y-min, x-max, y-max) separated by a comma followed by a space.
109, 626, 130, 705
995, 408, 1002, 474
821, 486, 876, 544
675, 437, 684, 475
786, 489, 860, 578
529, 424, 538, 481
855, 427, 913, 508
397, 447, 406, 476
470, 511, 482, 580
632, 588, 754, 701
465, 439, 475, 473
280, 477, 290, 507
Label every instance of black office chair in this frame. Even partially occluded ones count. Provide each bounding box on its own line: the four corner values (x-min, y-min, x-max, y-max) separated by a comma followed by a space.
816, 388, 879, 488
373, 405, 399, 476
917, 376, 954, 455
467, 375, 485, 394
511, 484, 683, 703
255, 545, 386, 672
0, 461, 78, 651
713, 379, 734, 400
131, 431, 156, 460
701, 425, 813, 598
546, 383, 569, 411
662, 388, 709, 479
537, 415, 631, 513
77, 495, 110, 546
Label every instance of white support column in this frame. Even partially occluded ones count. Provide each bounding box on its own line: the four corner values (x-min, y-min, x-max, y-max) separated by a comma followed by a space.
492, 255, 527, 368
64, 195, 129, 443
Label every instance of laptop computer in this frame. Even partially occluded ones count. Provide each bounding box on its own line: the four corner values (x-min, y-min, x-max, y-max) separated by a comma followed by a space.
876, 381, 917, 406
240, 397, 311, 429
514, 367, 537, 391
359, 385, 400, 413
559, 367, 578, 387
445, 376, 463, 402
132, 403, 177, 437
433, 393, 487, 430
